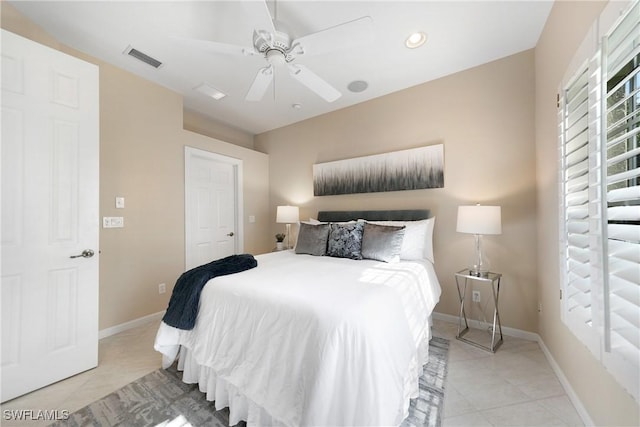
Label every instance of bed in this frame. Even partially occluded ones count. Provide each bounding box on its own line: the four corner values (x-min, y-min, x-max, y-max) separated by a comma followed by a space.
154, 210, 441, 427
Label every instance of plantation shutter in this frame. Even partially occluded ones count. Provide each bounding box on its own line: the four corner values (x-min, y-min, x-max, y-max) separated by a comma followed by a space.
559, 0, 640, 403
560, 62, 600, 352
602, 0, 640, 400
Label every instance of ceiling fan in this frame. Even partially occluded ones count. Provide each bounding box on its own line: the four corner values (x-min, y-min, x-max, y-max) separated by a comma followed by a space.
181, 0, 373, 102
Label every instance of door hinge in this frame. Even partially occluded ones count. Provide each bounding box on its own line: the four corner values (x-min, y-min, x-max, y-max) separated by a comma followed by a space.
557, 93, 560, 108
560, 289, 563, 300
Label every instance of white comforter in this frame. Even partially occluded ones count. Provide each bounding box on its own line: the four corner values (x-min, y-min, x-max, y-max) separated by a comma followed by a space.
155, 250, 441, 427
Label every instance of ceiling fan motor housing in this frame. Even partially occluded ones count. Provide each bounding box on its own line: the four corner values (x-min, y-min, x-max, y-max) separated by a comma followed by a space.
253, 30, 295, 62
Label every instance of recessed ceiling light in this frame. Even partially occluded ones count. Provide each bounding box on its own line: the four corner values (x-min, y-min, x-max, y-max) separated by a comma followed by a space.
292, 103, 302, 109
194, 82, 226, 100
347, 80, 368, 93
405, 32, 427, 49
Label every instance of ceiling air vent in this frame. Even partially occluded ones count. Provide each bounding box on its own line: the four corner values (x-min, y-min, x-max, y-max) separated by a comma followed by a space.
123, 45, 162, 68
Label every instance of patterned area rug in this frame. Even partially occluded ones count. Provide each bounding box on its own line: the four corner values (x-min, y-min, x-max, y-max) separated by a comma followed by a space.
51, 337, 449, 427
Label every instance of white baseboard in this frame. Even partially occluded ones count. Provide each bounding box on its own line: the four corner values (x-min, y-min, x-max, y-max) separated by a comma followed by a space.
99, 310, 165, 340
536, 338, 595, 426
432, 311, 539, 341
433, 311, 593, 426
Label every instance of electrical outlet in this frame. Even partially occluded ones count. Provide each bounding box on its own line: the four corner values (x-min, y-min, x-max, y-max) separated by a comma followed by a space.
538, 302, 543, 312
158, 283, 166, 294
472, 290, 481, 303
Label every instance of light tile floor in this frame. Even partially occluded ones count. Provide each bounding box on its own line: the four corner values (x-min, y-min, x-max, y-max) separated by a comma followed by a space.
432, 319, 584, 427
1, 318, 584, 427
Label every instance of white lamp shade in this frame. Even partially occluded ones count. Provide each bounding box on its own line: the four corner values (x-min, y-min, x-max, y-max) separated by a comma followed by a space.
456, 205, 502, 235
276, 205, 299, 223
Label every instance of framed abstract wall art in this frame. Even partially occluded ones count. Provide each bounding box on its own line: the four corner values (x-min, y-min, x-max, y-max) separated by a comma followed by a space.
313, 144, 444, 196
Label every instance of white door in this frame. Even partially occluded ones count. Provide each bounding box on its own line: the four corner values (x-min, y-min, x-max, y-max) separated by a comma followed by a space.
185, 147, 243, 270
1, 30, 99, 402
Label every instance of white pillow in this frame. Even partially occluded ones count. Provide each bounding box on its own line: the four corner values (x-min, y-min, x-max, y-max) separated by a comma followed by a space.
368, 217, 435, 263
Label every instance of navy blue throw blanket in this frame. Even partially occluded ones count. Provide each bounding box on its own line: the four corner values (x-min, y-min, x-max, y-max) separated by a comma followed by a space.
162, 254, 258, 330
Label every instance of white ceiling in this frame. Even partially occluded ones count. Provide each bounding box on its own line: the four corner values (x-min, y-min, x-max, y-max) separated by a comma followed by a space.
9, 0, 553, 135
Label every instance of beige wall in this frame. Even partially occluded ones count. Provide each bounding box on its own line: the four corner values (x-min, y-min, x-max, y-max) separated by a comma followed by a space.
183, 108, 255, 150
1, 3, 271, 330
98, 68, 270, 329
535, 1, 639, 425
255, 50, 539, 333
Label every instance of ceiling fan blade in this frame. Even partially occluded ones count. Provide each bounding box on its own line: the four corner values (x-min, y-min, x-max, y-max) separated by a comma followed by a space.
246, 66, 274, 101
240, 0, 276, 36
172, 36, 257, 57
288, 64, 341, 102
293, 16, 373, 57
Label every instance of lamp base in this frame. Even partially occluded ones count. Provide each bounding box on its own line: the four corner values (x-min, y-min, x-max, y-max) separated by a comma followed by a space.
285, 223, 292, 250
470, 234, 490, 277
468, 268, 489, 278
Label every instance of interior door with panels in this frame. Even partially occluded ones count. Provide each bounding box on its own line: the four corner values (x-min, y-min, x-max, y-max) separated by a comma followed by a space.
185, 147, 242, 270
1, 30, 100, 402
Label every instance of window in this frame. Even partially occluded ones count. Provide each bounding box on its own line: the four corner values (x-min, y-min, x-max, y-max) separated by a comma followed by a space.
559, 0, 639, 403
602, 3, 640, 400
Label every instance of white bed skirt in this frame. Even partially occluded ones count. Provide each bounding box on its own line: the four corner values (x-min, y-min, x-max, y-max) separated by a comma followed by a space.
178, 345, 281, 426
168, 320, 432, 427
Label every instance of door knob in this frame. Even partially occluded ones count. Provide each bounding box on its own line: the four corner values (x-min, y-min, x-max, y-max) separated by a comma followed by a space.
70, 249, 95, 259
227, 232, 234, 237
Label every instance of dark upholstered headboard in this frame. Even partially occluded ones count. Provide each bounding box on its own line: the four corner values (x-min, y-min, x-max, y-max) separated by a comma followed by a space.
317, 209, 430, 222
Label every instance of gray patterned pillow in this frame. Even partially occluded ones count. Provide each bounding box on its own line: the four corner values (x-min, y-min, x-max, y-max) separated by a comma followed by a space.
327, 222, 364, 260
361, 222, 406, 263
295, 223, 330, 256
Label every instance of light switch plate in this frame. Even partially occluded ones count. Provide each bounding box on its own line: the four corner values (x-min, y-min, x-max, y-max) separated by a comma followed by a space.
103, 217, 124, 228
115, 197, 125, 209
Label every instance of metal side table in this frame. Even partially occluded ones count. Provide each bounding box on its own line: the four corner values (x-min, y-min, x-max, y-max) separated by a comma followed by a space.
455, 269, 503, 352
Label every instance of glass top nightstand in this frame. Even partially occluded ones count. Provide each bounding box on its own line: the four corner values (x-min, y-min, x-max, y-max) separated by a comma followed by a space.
454, 269, 503, 352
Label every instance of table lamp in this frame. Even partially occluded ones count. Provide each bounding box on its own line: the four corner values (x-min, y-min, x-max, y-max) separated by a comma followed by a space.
276, 205, 299, 249
456, 204, 502, 277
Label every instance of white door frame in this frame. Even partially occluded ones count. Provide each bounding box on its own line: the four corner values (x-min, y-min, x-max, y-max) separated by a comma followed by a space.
184, 146, 243, 268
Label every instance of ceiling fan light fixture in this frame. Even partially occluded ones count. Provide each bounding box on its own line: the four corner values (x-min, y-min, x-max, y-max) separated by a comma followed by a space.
405, 32, 427, 49
266, 49, 287, 66
194, 82, 226, 100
